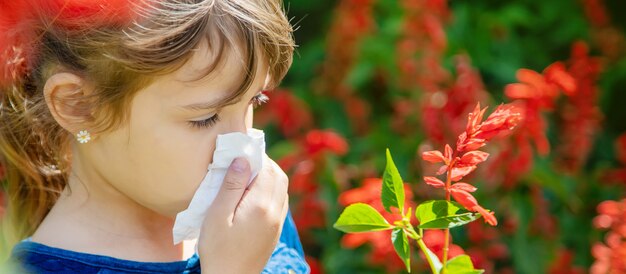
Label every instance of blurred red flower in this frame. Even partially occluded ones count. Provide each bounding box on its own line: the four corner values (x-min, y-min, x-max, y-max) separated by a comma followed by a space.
255, 89, 313, 138
305, 255, 323, 274
303, 130, 349, 157
555, 42, 603, 173
548, 249, 585, 274
591, 199, 626, 274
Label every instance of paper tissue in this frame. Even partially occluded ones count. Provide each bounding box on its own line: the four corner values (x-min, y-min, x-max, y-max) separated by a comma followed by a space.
172, 128, 266, 245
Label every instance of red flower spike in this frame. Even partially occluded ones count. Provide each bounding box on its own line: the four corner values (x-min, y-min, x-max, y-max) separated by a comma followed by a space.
504, 83, 536, 99
444, 144, 453, 162
422, 150, 445, 163
516, 68, 545, 87
544, 62, 577, 96
456, 132, 467, 151
449, 188, 497, 226
466, 103, 486, 135
474, 104, 522, 140
460, 138, 486, 152
450, 182, 477, 192
424, 176, 445, 188
436, 165, 449, 175
450, 166, 477, 182
304, 129, 349, 156
458, 150, 490, 167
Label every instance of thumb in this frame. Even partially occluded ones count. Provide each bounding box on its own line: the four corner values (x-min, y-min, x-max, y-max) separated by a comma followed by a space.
210, 157, 251, 218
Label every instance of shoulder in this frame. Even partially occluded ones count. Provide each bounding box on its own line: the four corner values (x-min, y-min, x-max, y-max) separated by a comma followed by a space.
10, 239, 200, 274
9, 210, 310, 274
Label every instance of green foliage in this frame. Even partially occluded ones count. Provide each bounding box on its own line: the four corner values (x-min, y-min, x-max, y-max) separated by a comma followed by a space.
334, 203, 394, 233
416, 200, 482, 229
382, 149, 406, 214
443, 255, 484, 274
392, 228, 411, 272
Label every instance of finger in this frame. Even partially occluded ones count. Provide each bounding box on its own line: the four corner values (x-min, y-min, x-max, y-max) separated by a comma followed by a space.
248, 156, 284, 194
209, 157, 251, 220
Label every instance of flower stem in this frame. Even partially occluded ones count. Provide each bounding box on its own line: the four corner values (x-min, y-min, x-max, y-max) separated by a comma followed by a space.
406, 225, 438, 274
441, 160, 454, 274
404, 224, 438, 274
417, 238, 439, 274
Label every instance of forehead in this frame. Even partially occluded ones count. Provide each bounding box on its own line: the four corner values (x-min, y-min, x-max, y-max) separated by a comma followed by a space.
153, 38, 269, 108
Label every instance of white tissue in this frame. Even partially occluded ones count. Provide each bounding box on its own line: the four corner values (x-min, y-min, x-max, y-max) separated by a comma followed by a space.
172, 128, 266, 245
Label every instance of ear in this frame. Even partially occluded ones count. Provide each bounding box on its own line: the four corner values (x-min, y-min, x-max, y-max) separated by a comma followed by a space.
43, 72, 95, 135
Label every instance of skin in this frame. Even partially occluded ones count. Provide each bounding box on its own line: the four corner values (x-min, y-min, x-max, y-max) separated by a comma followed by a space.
31, 38, 289, 273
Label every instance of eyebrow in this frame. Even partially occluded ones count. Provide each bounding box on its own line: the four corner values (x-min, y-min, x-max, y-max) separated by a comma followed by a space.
179, 88, 268, 111
180, 92, 242, 111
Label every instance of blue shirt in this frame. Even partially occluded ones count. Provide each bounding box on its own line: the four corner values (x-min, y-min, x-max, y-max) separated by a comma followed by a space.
10, 210, 310, 274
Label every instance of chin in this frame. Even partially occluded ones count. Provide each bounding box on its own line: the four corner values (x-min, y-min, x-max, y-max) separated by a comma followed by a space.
164, 196, 195, 217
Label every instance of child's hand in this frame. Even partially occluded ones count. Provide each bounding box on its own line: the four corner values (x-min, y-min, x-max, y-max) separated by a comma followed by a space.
198, 156, 289, 274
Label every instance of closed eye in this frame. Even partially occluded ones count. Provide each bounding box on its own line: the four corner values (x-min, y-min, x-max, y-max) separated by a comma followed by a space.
187, 92, 269, 129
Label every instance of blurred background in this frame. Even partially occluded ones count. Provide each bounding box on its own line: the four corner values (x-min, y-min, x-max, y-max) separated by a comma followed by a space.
3, 0, 626, 273
251, 0, 626, 273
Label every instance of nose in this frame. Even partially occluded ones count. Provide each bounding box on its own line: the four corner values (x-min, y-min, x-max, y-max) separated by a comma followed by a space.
221, 105, 253, 134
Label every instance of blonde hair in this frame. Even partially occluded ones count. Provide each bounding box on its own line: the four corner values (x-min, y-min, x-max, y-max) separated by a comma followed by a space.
0, 0, 294, 255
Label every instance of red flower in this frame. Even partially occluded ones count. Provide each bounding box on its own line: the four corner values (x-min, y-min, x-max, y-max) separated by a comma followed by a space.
305, 255, 323, 274
303, 130, 349, 157
316, 0, 374, 97
292, 196, 326, 233
591, 199, 626, 274
554, 42, 603, 173
421, 103, 521, 226
505, 62, 576, 103
548, 249, 585, 274
449, 188, 497, 226
255, 89, 313, 137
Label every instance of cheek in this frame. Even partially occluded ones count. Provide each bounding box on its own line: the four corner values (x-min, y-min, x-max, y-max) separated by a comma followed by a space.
96, 121, 218, 217
133, 126, 218, 215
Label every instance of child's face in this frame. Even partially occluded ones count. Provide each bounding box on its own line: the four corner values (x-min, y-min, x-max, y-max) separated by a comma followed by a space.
79, 40, 269, 217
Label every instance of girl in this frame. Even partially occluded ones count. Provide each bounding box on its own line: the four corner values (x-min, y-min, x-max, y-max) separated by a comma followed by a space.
0, 0, 310, 273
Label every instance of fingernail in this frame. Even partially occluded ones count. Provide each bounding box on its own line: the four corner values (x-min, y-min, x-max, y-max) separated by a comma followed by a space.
231, 157, 248, 173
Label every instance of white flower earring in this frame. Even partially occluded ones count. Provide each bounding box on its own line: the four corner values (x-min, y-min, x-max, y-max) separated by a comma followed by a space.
76, 130, 91, 144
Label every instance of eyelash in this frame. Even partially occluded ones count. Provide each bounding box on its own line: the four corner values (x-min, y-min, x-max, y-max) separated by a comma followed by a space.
188, 92, 270, 129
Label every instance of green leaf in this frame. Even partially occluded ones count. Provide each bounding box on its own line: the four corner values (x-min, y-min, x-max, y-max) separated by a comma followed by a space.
334, 203, 394, 233
382, 149, 406, 214
442, 255, 484, 274
416, 200, 481, 229
392, 228, 411, 273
